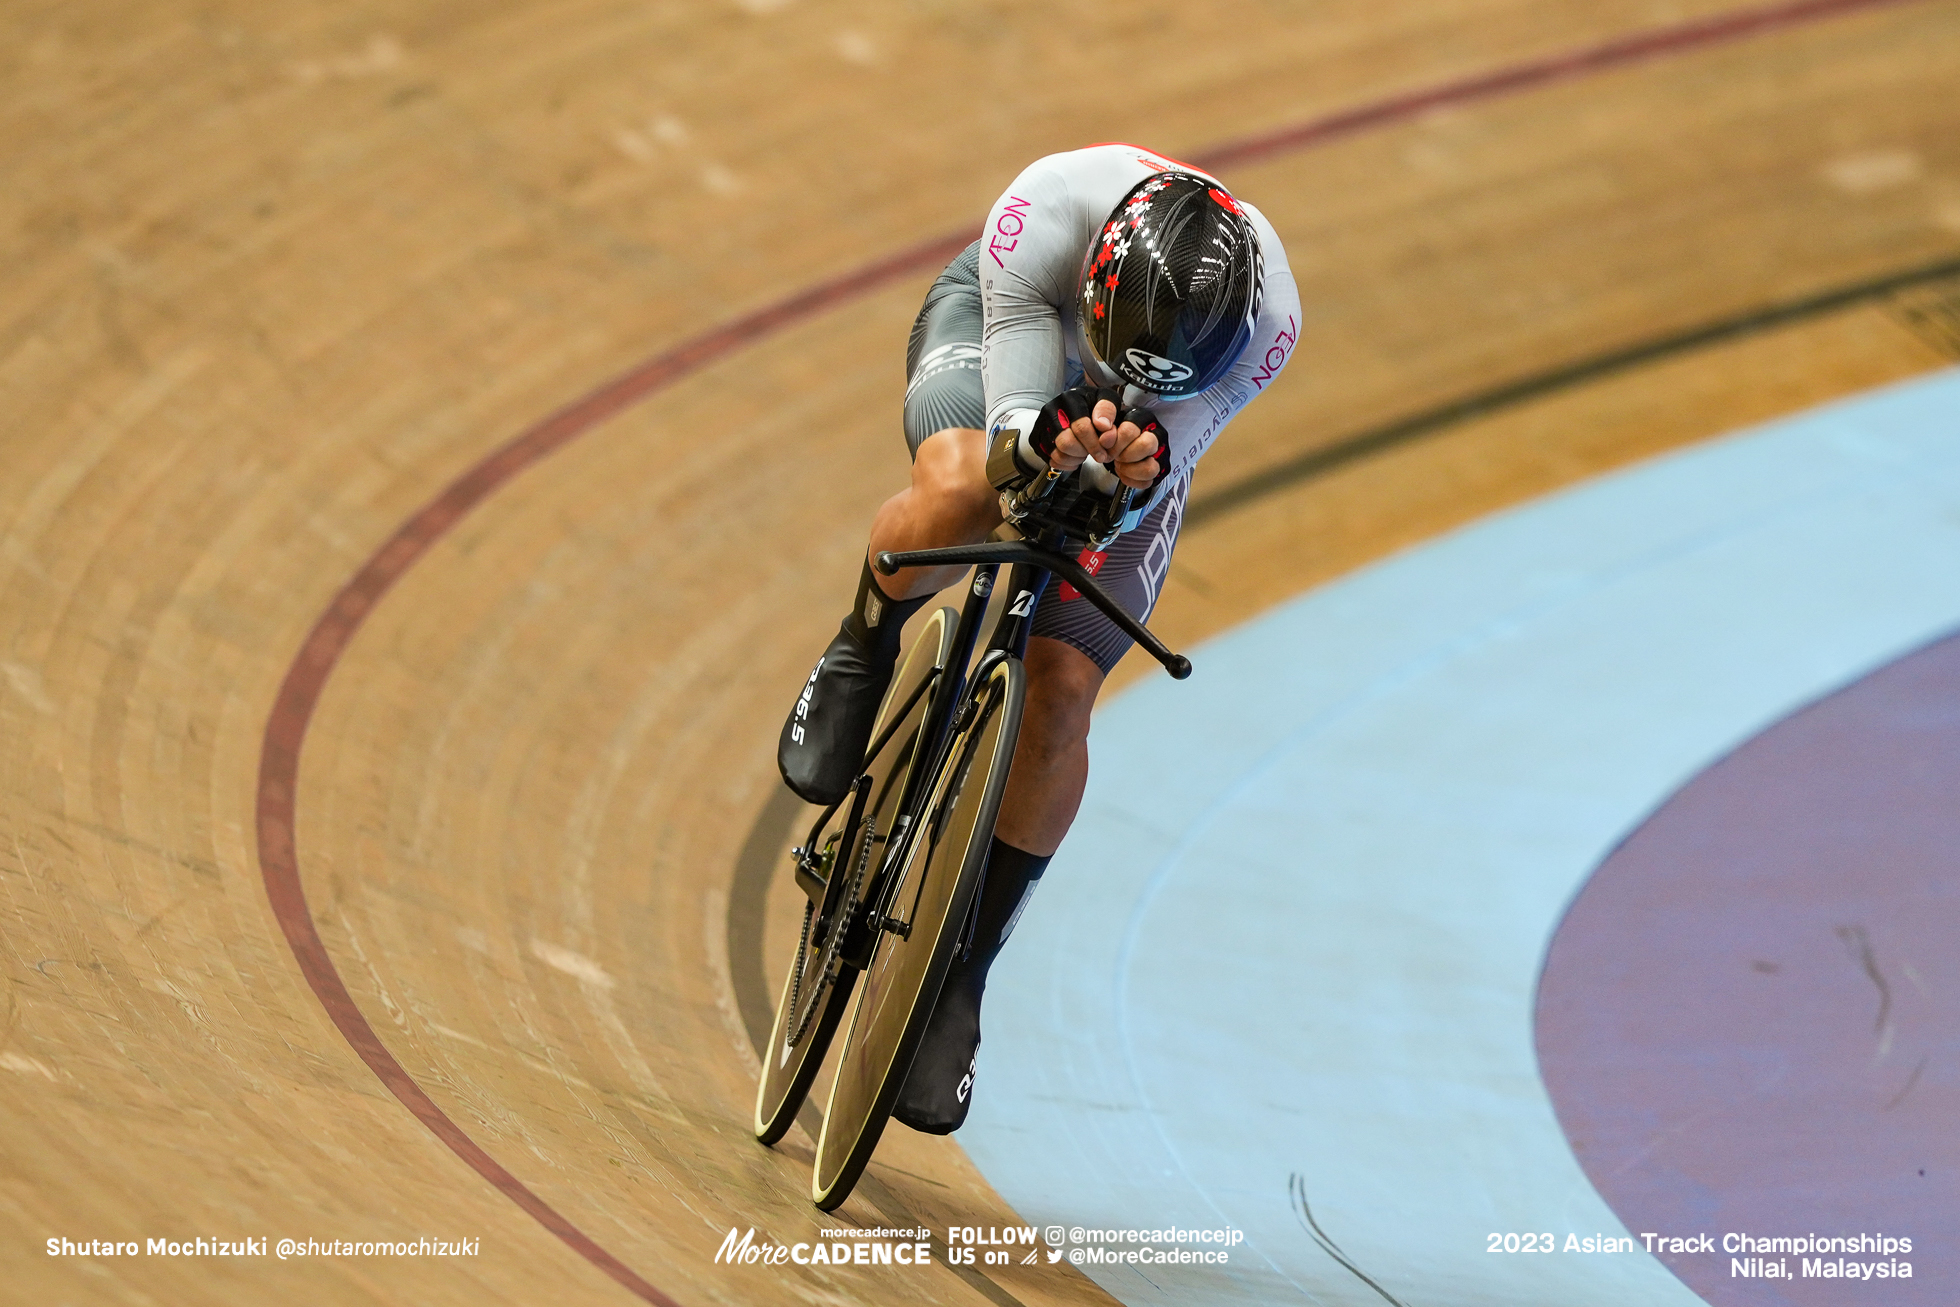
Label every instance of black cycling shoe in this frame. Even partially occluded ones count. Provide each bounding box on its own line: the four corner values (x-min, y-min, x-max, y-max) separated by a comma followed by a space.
777, 620, 892, 807
893, 960, 983, 1134
780, 561, 932, 806
892, 837, 1050, 1134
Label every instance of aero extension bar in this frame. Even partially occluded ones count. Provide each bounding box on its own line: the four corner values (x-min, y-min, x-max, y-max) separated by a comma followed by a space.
875, 541, 1193, 680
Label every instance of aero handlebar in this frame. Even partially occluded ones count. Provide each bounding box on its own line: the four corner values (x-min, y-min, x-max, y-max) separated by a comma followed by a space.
875, 541, 1192, 680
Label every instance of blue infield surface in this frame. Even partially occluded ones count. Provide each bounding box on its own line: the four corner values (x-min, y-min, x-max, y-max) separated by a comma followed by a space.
959, 367, 1960, 1306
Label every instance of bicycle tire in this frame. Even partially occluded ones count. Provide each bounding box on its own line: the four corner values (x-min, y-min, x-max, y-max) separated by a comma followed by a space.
753, 606, 955, 1145
811, 655, 1025, 1210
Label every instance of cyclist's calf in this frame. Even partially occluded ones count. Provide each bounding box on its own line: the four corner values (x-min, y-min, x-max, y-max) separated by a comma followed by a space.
995, 636, 1102, 857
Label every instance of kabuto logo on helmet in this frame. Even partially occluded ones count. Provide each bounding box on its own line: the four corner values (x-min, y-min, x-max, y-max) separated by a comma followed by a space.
1076, 170, 1264, 396
1124, 349, 1194, 385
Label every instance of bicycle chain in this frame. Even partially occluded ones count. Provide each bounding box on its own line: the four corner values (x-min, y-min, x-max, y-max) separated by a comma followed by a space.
784, 816, 876, 1048
782, 899, 817, 1048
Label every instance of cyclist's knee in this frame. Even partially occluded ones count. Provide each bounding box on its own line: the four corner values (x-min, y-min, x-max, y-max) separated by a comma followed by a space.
911, 427, 993, 524
1022, 637, 1102, 745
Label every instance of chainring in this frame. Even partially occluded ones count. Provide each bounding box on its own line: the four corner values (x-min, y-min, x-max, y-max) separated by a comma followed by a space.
784, 815, 876, 1047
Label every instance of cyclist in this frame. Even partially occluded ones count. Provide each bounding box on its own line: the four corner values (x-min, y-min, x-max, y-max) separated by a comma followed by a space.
778, 143, 1299, 1133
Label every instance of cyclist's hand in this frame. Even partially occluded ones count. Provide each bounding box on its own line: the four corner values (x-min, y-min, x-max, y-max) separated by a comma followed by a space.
1111, 405, 1166, 491
1029, 386, 1123, 473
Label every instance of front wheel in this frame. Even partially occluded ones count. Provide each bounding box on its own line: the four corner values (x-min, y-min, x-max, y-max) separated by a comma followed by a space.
753, 607, 954, 1145
811, 655, 1025, 1210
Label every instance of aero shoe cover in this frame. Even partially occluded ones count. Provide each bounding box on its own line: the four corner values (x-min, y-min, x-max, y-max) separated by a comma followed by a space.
777, 620, 892, 806
777, 561, 928, 806
893, 838, 1049, 1133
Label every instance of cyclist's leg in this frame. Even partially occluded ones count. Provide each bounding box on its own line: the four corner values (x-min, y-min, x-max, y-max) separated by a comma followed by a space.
1001, 474, 1189, 849
777, 242, 990, 805
876, 237, 996, 599
889, 833, 1049, 1133
865, 426, 998, 600
890, 640, 1091, 1134
993, 636, 1100, 854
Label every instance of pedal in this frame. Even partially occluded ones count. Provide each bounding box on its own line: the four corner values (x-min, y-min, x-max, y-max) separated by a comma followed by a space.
796, 776, 869, 905
792, 845, 828, 903
793, 828, 845, 904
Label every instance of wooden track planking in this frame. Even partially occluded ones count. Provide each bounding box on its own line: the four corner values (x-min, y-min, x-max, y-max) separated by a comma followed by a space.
2, 0, 1958, 1303
285, 13, 1960, 1296
1193, 0, 1960, 497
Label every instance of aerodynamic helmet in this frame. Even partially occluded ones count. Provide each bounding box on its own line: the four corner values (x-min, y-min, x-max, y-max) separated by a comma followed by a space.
1076, 171, 1264, 396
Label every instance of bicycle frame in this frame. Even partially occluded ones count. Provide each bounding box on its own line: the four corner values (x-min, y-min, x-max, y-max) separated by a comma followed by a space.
837, 520, 1193, 963
768, 507, 1195, 1202
830, 557, 1030, 967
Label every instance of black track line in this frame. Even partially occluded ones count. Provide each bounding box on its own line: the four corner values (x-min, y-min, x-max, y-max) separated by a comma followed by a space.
1185, 253, 1960, 528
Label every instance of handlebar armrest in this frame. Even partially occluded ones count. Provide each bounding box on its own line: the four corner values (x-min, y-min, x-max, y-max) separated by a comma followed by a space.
987, 415, 1148, 544
985, 412, 1046, 493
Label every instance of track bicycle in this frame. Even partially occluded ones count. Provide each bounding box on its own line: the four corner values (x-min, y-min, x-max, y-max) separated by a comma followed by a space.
753, 428, 1193, 1211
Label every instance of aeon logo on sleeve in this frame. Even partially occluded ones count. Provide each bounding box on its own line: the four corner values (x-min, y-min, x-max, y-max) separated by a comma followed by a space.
988, 195, 1032, 267
1123, 349, 1193, 385
1250, 315, 1297, 390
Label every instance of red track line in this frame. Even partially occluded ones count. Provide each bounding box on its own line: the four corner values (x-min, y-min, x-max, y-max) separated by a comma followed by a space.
259, 640, 683, 1301
1194, 0, 1927, 171
252, 0, 1930, 1299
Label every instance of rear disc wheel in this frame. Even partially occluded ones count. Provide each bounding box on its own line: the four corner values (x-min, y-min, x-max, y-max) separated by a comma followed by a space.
753, 607, 954, 1145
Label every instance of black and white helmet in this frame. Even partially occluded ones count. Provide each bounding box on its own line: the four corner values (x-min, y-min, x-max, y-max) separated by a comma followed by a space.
1076, 171, 1264, 397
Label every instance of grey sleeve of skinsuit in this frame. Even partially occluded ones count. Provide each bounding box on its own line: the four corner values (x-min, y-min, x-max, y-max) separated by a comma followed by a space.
977, 154, 1081, 434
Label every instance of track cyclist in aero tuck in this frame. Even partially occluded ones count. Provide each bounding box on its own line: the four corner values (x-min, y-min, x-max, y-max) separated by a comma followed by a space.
778, 142, 1300, 1133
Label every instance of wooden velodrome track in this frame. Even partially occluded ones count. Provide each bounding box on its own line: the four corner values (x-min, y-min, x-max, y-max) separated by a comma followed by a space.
5, 0, 1958, 1302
